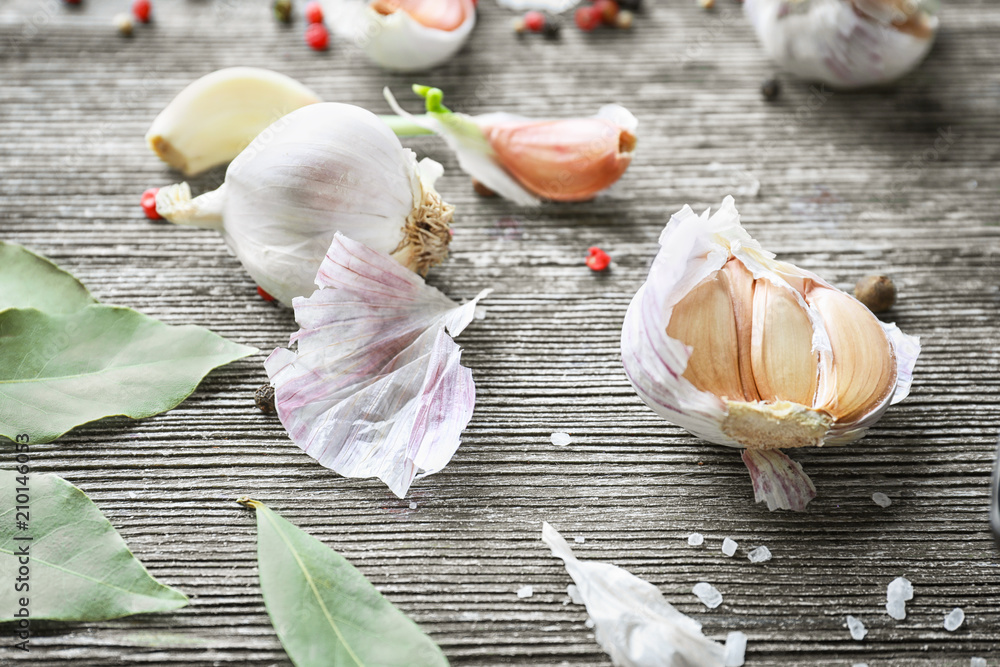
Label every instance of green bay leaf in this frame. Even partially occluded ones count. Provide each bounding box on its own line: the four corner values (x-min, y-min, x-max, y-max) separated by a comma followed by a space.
0, 305, 256, 443
0, 242, 95, 314
240, 497, 449, 667
0, 471, 188, 621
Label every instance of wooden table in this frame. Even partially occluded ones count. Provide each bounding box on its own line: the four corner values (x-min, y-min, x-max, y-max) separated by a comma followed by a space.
2, 0, 999, 664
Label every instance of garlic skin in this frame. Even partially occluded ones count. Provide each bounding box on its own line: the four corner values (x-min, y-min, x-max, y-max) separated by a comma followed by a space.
154, 103, 453, 307
744, 0, 938, 88
385, 87, 638, 206
321, 0, 475, 72
621, 197, 920, 510
145, 68, 321, 176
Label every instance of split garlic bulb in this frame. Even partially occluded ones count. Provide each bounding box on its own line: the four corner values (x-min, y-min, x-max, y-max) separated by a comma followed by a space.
154, 103, 453, 306
321, 0, 476, 72
744, 0, 938, 88
621, 197, 920, 511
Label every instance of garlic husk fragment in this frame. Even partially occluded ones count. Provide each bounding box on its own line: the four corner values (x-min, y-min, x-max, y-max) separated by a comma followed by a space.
154, 103, 453, 306
145, 67, 321, 176
321, 0, 475, 72
266, 233, 490, 498
620, 197, 920, 511
385, 86, 637, 206
744, 0, 938, 88
542, 522, 728, 667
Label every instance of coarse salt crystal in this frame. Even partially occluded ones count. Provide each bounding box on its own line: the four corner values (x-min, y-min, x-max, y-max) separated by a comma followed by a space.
722, 537, 738, 557
408, 501, 418, 510
474, 306, 487, 320
516, 585, 533, 599
852, 664, 869, 667
943, 607, 965, 631
585, 617, 595, 628
550, 432, 572, 446
574, 536, 585, 544
970, 658, 986, 667
886, 576, 913, 620
687, 532, 705, 546
567, 584, 584, 605
872, 492, 892, 508
723, 630, 747, 666
846, 615, 868, 641
748, 546, 772, 563
693, 582, 723, 609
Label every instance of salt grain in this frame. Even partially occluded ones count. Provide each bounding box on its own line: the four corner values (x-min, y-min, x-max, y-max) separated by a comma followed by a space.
687, 532, 705, 546
846, 615, 868, 641
943, 607, 965, 631
970, 658, 986, 667
585, 617, 595, 628
567, 584, 584, 605
550, 432, 572, 447
693, 582, 723, 609
408, 501, 418, 510
723, 630, 747, 666
852, 664, 869, 667
722, 537, 738, 557
474, 306, 487, 320
872, 492, 892, 508
516, 585, 533, 599
886, 576, 914, 620
748, 546, 772, 563
574, 536, 585, 544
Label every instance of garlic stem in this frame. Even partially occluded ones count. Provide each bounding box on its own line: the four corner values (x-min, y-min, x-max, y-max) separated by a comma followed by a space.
154, 182, 226, 231
377, 114, 436, 137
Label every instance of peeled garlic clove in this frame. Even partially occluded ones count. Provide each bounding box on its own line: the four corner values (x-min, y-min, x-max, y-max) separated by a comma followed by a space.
621, 196, 920, 511
743, 0, 938, 88
145, 67, 321, 176
385, 86, 637, 206
154, 103, 454, 307
322, 0, 475, 72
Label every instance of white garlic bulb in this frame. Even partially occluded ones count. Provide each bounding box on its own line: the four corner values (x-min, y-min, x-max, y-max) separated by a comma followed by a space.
154, 103, 453, 306
744, 0, 938, 88
321, 0, 476, 72
621, 197, 920, 511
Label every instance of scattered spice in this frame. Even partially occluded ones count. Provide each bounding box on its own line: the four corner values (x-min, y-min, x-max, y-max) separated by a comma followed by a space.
699, 0, 715, 8
615, 9, 634, 29
855, 274, 897, 313
761, 78, 781, 101
586, 246, 611, 271
472, 178, 497, 197
617, 0, 642, 9
305, 22, 329, 50
274, 0, 293, 23
575, 6, 602, 31
255, 384, 276, 414
257, 286, 276, 302
512, 16, 527, 33
542, 18, 561, 39
524, 10, 545, 32
594, 0, 618, 24
304, 1, 324, 24
132, 0, 152, 23
141, 188, 161, 220
114, 13, 134, 37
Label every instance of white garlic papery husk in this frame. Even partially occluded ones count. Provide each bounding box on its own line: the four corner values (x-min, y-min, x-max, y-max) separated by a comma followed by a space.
266, 233, 490, 498
744, 0, 939, 88
154, 103, 453, 306
385, 87, 638, 206
321, 0, 475, 72
542, 522, 728, 667
621, 197, 920, 511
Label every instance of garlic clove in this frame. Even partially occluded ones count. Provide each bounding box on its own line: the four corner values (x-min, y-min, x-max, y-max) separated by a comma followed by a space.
370, 0, 467, 30
145, 67, 321, 176
750, 276, 818, 406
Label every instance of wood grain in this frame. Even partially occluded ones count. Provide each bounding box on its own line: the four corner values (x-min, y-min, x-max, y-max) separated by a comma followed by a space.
1, 0, 999, 665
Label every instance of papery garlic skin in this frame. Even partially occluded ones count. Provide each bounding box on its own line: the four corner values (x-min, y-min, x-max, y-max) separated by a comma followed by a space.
744, 0, 938, 88
154, 103, 453, 306
145, 68, 321, 176
621, 197, 919, 510
322, 0, 475, 72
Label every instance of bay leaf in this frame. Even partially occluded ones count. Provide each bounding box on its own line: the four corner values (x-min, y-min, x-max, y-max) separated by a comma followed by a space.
0, 305, 257, 443
239, 497, 449, 667
0, 242, 95, 314
0, 470, 188, 621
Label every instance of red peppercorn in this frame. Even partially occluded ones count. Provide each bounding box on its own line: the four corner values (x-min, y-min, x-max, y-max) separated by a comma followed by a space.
305, 22, 329, 50
523, 10, 546, 32
132, 0, 152, 23
586, 247, 611, 271
593, 0, 619, 25
304, 1, 324, 24
575, 6, 602, 31
63, 0, 82, 5
141, 188, 161, 220
257, 286, 276, 302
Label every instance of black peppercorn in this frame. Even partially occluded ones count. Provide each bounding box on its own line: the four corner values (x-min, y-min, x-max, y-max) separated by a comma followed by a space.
255, 384, 276, 414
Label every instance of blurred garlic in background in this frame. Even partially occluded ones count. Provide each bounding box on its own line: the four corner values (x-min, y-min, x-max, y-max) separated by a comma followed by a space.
621, 197, 920, 511
322, 0, 476, 71
744, 0, 939, 88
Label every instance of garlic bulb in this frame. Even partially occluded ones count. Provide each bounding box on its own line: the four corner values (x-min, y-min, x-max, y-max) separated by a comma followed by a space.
146, 68, 321, 176
154, 103, 453, 306
384, 86, 637, 206
744, 0, 938, 88
621, 197, 920, 511
321, 0, 475, 72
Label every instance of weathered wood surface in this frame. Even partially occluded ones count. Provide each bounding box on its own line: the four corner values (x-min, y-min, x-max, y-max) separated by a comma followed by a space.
1, 0, 999, 665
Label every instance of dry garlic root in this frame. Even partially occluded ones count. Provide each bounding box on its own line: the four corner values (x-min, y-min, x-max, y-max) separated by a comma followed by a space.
621, 197, 920, 511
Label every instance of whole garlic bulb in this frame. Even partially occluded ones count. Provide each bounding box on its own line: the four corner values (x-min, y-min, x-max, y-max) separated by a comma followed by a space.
621, 197, 920, 511
322, 0, 476, 72
744, 0, 938, 88
154, 103, 453, 306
